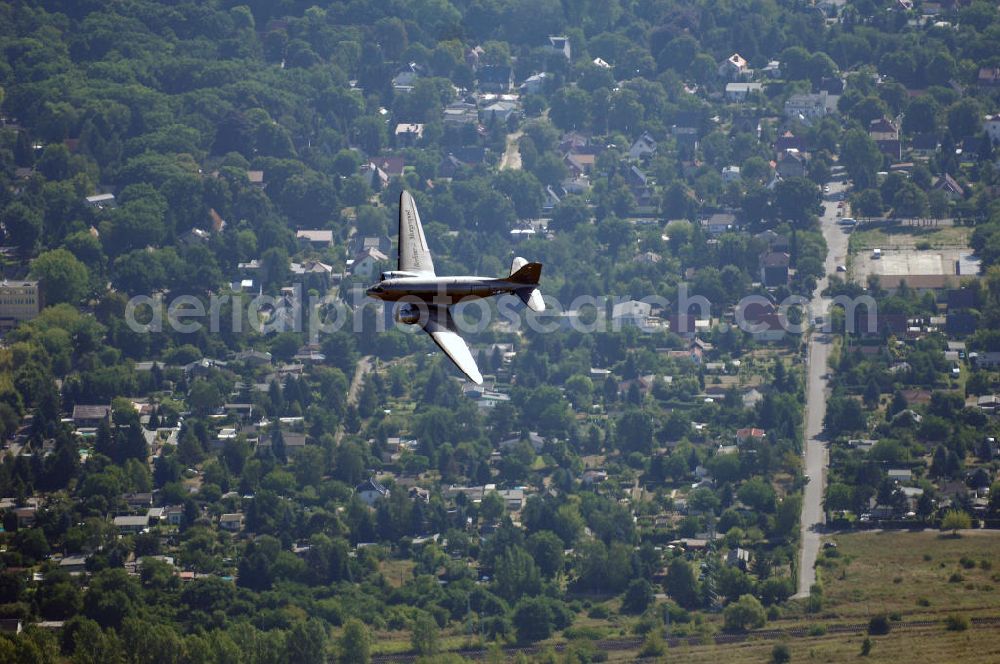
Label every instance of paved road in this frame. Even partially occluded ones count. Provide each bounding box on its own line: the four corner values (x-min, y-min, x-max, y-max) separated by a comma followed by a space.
796, 179, 851, 598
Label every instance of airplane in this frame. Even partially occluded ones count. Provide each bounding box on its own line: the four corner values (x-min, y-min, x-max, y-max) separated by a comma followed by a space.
366, 191, 544, 385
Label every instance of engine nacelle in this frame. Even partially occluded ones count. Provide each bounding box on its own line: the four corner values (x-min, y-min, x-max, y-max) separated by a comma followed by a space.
394, 302, 421, 325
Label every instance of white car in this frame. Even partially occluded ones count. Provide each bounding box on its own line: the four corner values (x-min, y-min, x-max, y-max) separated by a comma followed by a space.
836, 265, 847, 272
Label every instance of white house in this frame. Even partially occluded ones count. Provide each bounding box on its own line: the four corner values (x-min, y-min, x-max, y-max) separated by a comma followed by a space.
350, 247, 388, 280
717, 53, 749, 80
611, 300, 654, 329
784, 91, 837, 123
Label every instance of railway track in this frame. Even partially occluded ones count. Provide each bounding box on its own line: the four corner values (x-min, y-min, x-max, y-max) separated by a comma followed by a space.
369, 615, 1000, 662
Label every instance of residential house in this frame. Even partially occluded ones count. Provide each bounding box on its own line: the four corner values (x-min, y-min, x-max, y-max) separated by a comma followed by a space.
371, 156, 405, 179
932, 173, 964, 199
392, 62, 424, 93
247, 170, 265, 188
295, 229, 333, 249
482, 100, 518, 124
760, 251, 790, 287
985, 114, 1000, 144
726, 547, 751, 570
219, 513, 245, 532
356, 477, 390, 506
718, 53, 749, 80
545, 35, 572, 61
627, 132, 657, 161
59, 555, 89, 574
350, 247, 388, 280
761, 60, 782, 78
350, 235, 392, 256
394, 123, 424, 146
611, 300, 654, 329
564, 152, 596, 177
977, 67, 1000, 88
869, 117, 901, 160
0, 280, 41, 330
725, 82, 762, 102
972, 352, 1000, 370
496, 488, 525, 511
722, 165, 741, 183
784, 91, 836, 122
84, 193, 116, 209
700, 212, 737, 236
478, 65, 514, 93
736, 428, 766, 444
777, 150, 807, 178
113, 515, 149, 534
72, 404, 111, 428
442, 102, 479, 127
520, 72, 549, 95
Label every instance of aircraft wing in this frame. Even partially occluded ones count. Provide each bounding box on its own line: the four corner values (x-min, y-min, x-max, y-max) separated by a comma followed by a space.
398, 190, 435, 276
422, 306, 483, 384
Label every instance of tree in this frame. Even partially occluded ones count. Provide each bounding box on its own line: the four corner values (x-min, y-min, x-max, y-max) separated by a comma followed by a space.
286, 619, 328, 664
940, 509, 971, 536
621, 578, 654, 614
549, 87, 591, 130
31, 248, 90, 305
410, 612, 439, 656
493, 545, 541, 601
841, 129, 882, 190
774, 178, 821, 228
2, 202, 43, 254
512, 597, 554, 643
666, 558, 700, 609
337, 619, 371, 664
723, 593, 767, 631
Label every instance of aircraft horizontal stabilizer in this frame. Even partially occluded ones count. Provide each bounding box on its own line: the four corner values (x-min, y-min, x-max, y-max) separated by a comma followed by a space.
517, 288, 545, 312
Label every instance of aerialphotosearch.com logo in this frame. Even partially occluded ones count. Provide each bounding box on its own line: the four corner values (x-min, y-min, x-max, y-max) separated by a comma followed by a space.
124, 284, 880, 341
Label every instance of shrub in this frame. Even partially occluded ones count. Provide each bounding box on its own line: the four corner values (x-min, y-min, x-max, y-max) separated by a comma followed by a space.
723, 594, 767, 631
946, 615, 969, 631
916, 597, 930, 607
868, 614, 891, 635
771, 643, 791, 663
639, 632, 667, 657
948, 572, 963, 583
960, 556, 976, 569
586, 605, 609, 620
861, 637, 873, 656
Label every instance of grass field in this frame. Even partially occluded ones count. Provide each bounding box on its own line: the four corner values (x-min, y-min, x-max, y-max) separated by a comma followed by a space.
819, 530, 1000, 620
369, 531, 1000, 662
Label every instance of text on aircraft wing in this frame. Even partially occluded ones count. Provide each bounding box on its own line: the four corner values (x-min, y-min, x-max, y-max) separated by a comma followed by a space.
421, 307, 483, 384
398, 191, 435, 276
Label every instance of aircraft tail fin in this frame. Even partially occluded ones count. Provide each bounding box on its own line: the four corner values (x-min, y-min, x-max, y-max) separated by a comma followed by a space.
508, 258, 542, 285
508, 257, 543, 311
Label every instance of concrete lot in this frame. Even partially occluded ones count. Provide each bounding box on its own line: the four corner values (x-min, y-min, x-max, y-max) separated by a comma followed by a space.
851, 247, 975, 285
